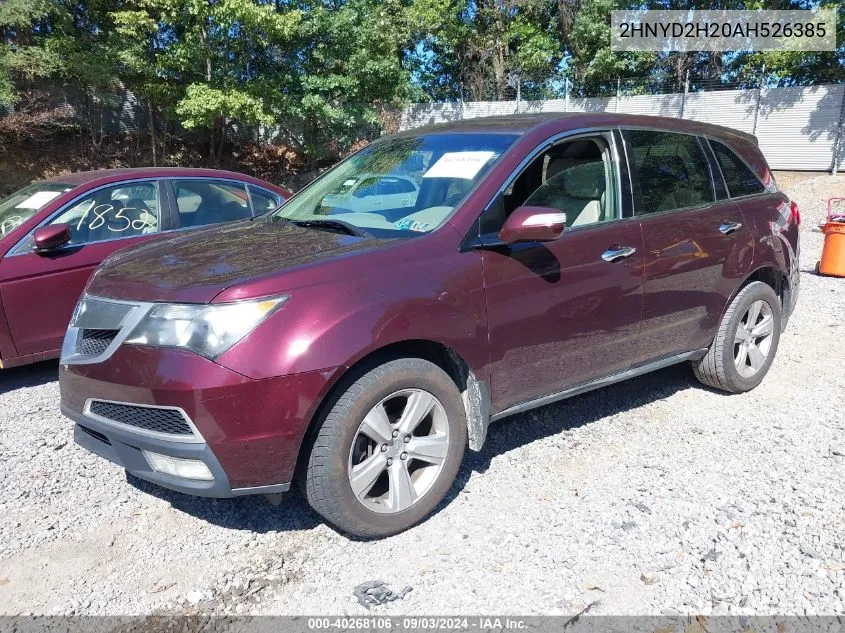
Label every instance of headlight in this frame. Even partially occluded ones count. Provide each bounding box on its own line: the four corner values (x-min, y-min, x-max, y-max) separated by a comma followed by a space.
125, 295, 288, 359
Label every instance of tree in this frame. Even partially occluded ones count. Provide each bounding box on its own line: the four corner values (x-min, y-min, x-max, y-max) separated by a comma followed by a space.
0, 0, 66, 107
2, 0, 843, 171
288, 0, 413, 162
741, 1, 844, 87
407, 0, 564, 102
561, 0, 656, 96
114, 0, 300, 163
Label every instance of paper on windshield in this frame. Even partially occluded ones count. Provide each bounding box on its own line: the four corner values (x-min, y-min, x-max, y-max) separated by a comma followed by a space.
15, 190, 63, 209
423, 151, 495, 180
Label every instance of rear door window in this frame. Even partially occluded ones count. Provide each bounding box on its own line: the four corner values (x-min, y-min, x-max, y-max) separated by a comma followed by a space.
709, 140, 766, 198
624, 130, 715, 215
173, 180, 252, 228
379, 178, 403, 195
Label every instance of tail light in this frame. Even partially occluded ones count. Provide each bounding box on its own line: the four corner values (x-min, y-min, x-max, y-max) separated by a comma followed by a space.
789, 201, 800, 226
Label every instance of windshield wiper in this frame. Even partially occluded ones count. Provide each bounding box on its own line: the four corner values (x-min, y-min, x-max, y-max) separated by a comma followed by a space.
289, 219, 372, 238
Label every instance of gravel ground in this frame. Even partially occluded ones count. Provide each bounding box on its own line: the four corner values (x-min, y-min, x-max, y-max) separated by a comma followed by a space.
1, 172, 844, 617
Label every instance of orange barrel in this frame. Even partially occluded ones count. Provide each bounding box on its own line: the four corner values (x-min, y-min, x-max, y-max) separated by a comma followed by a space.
819, 222, 845, 277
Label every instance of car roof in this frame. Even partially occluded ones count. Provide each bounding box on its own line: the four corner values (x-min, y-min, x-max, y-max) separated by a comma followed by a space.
396, 112, 757, 145
40, 168, 289, 194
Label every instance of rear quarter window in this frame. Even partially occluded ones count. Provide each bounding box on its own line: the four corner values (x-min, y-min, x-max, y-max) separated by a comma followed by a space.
709, 140, 767, 198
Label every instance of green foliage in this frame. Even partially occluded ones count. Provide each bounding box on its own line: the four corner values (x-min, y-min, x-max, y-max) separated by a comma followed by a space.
0, 0, 63, 106
288, 0, 412, 158
743, 1, 844, 86
0, 64, 16, 108
566, 0, 655, 95
177, 83, 274, 129
1, 0, 842, 154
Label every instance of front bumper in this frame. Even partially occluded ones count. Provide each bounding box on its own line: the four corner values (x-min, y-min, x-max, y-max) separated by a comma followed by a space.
60, 345, 339, 497
64, 404, 282, 497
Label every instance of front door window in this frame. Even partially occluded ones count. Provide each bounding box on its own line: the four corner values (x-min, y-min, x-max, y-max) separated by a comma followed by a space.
480, 136, 618, 236
11, 181, 160, 254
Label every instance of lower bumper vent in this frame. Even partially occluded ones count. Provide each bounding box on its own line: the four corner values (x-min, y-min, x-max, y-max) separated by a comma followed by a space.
88, 401, 193, 436
78, 424, 111, 445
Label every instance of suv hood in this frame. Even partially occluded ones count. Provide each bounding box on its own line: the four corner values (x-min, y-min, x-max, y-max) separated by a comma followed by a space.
87, 220, 395, 303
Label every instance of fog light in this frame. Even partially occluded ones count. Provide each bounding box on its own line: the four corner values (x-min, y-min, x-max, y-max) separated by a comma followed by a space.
142, 451, 214, 481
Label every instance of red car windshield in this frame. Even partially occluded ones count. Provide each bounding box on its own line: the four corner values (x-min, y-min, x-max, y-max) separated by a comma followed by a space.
0, 182, 75, 238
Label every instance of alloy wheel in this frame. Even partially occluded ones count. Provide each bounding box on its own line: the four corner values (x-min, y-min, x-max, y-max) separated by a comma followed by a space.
347, 389, 450, 514
734, 299, 775, 378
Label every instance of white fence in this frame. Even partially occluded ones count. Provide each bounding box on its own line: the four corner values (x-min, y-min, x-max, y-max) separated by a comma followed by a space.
400, 84, 845, 172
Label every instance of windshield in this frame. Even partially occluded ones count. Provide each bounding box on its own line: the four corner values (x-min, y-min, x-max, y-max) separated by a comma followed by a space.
0, 182, 74, 238
271, 133, 517, 238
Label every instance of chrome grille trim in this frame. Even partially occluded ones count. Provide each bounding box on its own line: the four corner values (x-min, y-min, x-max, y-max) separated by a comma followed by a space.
83, 398, 205, 444
61, 295, 154, 365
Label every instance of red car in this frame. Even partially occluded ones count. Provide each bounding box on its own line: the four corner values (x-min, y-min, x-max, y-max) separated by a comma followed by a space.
0, 168, 289, 368
59, 115, 800, 537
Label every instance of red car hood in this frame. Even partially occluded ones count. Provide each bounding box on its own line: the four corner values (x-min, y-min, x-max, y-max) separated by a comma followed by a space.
87, 219, 396, 303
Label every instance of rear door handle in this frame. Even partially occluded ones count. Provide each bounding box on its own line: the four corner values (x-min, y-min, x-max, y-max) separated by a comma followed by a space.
719, 221, 743, 235
601, 246, 637, 263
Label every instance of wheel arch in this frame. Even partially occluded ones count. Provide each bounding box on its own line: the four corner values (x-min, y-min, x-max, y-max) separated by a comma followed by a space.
734, 265, 791, 328
293, 338, 492, 487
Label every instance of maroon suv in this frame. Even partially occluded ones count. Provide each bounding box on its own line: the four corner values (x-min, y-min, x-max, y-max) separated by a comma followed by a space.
59, 114, 800, 537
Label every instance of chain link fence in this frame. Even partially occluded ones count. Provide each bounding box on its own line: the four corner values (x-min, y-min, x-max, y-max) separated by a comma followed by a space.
3, 76, 845, 173
401, 76, 845, 173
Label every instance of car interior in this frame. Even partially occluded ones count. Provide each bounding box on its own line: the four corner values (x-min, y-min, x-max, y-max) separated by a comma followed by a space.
319, 139, 615, 237
49, 184, 160, 245
627, 132, 713, 213
480, 137, 613, 235
323, 173, 482, 233
175, 181, 252, 227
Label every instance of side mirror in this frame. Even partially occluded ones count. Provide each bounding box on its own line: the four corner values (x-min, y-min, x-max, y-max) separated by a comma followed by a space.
33, 224, 71, 253
499, 206, 566, 244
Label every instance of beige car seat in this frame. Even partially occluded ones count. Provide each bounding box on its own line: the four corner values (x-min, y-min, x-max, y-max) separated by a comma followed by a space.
124, 198, 158, 234
525, 157, 606, 227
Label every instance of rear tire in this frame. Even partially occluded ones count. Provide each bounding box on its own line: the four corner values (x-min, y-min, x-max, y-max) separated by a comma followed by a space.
304, 358, 466, 537
691, 281, 781, 393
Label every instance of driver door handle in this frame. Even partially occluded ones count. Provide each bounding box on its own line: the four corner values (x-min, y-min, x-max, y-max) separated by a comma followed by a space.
601, 246, 637, 263
719, 221, 743, 235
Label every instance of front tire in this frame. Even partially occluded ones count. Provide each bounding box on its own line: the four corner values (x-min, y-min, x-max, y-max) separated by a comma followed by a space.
304, 358, 467, 537
692, 281, 782, 393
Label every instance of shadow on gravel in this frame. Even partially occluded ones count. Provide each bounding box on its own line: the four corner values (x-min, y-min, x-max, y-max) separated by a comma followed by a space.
439, 364, 701, 511
0, 360, 58, 395
127, 473, 322, 533
131, 364, 700, 539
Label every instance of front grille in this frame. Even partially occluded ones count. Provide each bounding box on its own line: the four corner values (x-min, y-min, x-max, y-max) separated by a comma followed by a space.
77, 329, 119, 356
89, 401, 193, 436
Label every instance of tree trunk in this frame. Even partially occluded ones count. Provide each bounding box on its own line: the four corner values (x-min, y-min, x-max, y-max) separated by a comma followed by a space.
89, 97, 103, 150
161, 116, 168, 166
148, 99, 157, 166
216, 117, 226, 165
492, 42, 507, 100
